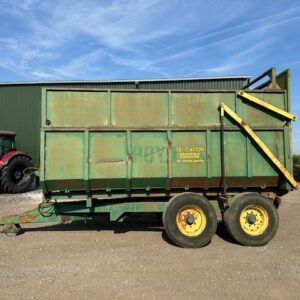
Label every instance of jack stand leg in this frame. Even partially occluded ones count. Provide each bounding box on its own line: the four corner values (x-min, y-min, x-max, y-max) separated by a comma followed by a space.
3, 224, 21, 237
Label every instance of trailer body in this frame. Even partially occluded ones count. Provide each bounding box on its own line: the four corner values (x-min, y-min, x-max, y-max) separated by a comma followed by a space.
40, 74, 293, 199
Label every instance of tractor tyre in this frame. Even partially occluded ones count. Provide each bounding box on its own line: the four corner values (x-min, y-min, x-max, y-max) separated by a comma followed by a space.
0, 155, 35, 193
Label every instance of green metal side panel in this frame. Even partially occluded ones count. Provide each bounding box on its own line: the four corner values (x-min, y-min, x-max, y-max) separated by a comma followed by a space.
251, 131, 285, 177
240, 92, 286, 127
45, 132, 85, 190
172, 132, 207, 177
111, 92, 169, 127
209, 130, 285, 178
224, 131, 248, 177
89, 132, 127, 189
131, 132, 168, 188
172, 92, 236, 126
210, 132, 221, 178
46, 91, 109, 127
209, 131, 247, 177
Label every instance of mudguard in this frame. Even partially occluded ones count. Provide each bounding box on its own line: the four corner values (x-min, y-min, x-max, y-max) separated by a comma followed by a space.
0, 151, 31, 169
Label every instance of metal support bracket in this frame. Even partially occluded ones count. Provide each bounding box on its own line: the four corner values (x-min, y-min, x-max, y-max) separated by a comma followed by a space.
220, 105, 227, 195
219, 103, 297, 189
238, 90, 296, 121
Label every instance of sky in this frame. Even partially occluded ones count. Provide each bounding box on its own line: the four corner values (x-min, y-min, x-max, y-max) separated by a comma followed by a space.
0, 0, 299, 152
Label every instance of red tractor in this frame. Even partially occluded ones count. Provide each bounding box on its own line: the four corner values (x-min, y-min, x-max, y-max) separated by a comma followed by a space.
0, 131, 35, 193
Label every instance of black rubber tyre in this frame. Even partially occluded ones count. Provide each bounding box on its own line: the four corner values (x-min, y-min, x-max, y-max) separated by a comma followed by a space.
223, 193, 279, 246
163, 193, 218, 248
0, 155, 35, 193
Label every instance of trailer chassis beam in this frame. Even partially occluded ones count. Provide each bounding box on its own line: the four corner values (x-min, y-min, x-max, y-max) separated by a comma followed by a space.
0, 200, 167, 236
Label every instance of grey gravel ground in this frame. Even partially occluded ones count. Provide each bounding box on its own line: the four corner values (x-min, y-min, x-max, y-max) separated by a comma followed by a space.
0, 189, 299, 300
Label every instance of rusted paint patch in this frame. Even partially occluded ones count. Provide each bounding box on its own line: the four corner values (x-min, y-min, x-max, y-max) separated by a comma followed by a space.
61, 215, 72, 222
96, 159, 125, 164
20, 215, 37, 223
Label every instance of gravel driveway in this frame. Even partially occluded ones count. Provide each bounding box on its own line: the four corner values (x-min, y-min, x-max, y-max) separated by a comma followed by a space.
0, 189, 299, 299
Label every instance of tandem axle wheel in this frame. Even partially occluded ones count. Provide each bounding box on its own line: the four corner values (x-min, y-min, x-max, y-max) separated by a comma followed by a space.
223, 193, 279, 246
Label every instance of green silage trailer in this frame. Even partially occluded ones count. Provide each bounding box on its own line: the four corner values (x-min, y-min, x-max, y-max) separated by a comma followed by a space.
0, 68, 297, 248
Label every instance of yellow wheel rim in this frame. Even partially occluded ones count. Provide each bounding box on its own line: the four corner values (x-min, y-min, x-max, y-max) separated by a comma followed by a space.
176, 205, 206, 237
240, 205, 269, 236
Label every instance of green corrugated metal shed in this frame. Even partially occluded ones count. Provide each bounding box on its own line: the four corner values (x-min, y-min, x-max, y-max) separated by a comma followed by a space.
0, 75, 250, 166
